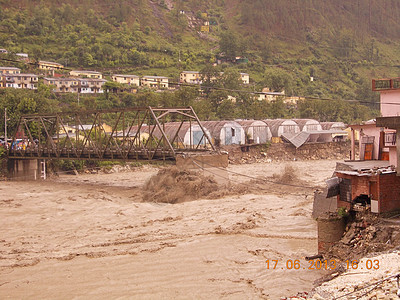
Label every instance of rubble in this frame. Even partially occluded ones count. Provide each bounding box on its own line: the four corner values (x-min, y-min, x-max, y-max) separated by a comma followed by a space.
306, 211, 400, 299
324, 212, 400, 261
222, 142, 351, 165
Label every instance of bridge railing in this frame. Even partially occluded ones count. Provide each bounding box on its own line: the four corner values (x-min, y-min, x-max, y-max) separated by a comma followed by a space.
9, 106, 215, 161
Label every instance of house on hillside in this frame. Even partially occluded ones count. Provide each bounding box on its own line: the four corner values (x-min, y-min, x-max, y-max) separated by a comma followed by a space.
70, 70, 103, 79
141, 75, 169, 89
240, 73, 249, 84
257, 88, 285, 102
78, 78, 107, 94
43, 77, 107, 93
43, 77, 80, 93
0, 73, 38, 89
38, 61, 64, 71
15, 53, 28, 58
0, 67, 20, 74
180, 71, 201, 84
112, 74, 140, 87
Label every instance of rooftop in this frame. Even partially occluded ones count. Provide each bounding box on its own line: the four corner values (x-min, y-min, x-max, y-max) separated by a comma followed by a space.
70, 70, 102, 74
181, 71, 200, 74
39, 61, 63, 66
0, 67, 20, 70
336, 160, 393, 173
113, 74, 139, 78
142, 75, 168, 79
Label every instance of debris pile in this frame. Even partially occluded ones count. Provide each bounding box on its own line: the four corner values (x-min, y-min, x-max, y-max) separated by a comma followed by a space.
325, 213, 400, 261
224, 142, 351, 164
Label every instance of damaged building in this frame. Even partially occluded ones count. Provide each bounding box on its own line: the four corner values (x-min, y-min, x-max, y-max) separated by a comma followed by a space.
315, 77, 400, 216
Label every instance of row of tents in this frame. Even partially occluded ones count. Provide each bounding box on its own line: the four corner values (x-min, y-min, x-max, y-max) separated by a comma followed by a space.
143, 119, 348, 149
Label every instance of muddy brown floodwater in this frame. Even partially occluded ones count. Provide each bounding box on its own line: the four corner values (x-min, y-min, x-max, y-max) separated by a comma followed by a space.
0, 160, 338, 299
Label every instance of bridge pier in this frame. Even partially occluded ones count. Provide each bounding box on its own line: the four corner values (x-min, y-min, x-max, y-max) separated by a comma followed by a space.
176, 153, 229, 185
8, 159, 47, 181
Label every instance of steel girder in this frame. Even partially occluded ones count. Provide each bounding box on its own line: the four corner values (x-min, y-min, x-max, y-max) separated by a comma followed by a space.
8, 106, 215, 161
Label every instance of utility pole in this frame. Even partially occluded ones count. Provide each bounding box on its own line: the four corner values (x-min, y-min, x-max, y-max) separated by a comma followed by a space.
4, 107, 8, 149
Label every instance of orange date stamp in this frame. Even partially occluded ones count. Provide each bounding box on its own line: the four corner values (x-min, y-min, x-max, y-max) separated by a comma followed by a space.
266, 259, 380, 270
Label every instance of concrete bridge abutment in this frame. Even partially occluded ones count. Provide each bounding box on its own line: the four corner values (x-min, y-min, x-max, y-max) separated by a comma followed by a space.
7, 159, 46, 181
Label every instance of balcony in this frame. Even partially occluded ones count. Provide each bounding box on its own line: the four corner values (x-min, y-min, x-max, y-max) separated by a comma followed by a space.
384, 132, 396, 147
372, 78, 400, 91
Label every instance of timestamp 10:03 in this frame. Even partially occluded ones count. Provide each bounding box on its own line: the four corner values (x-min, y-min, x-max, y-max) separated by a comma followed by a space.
266, 259, 380, 270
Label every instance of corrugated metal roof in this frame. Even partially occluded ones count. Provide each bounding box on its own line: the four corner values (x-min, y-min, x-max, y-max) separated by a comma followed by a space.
200, 121, 243, 138
321, 122, 346, 130
291, 119, 321, 131
281, 131, 310, 148
236, 120, 268, 129
130, 122, 212, 145
263, 119, 300, 137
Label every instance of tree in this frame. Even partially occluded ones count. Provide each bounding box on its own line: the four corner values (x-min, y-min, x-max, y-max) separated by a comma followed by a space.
219, 31, 239, 61
263, 68, 294, 95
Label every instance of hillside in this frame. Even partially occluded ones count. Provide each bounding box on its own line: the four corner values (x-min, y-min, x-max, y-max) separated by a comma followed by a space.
1, 0, 400, 105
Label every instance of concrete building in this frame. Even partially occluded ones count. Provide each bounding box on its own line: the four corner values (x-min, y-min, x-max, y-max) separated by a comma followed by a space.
0, 73, 38, 89
0, 67, 21, 74
141, 75, 169, 89
240, 73, 249, 84
43, 77, 107, 93
38, 61, 64, 71
332, 78, 400, 214
180, 71, 201, 84
70, 70, 103, 79
77, 78, 107, 94
112, 74, 140, 87
43, 77, 80, 93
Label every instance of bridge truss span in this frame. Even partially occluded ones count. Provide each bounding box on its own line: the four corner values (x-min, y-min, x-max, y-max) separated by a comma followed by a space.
9, 107, 215, 161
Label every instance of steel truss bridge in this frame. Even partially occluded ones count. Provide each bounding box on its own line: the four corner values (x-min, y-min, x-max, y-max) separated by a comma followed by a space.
9, 107, 215, 161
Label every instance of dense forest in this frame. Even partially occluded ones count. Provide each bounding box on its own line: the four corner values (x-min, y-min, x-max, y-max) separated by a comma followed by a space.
1, 0, 399, 134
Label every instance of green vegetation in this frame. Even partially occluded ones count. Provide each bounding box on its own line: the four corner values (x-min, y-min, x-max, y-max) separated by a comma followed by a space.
0, 0, 392, 134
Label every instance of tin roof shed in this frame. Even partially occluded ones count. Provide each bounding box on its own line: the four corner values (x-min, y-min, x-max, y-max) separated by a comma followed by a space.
263, 119, 300, 137
131, 122, 212, 149
320, 122, 346, 130
292, 119, 322, 132
201, 121, 245, 146
236, 120, 272, 144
